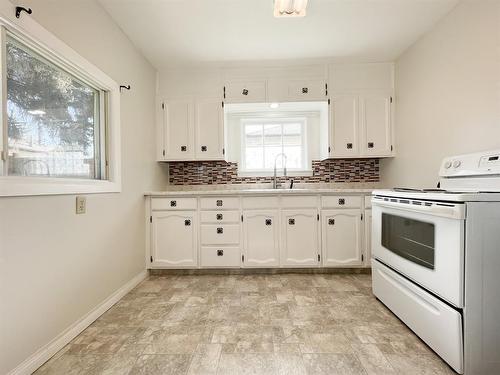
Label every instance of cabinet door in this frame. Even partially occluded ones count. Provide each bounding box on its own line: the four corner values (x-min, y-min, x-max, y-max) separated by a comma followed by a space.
281, 209, 319, 267
242, 210, 280, 267
224, 80, 267, 103
360, 94, 392, 156
163, 100, 194, 160
364, 209, 372, 267
287, 80, 327, 101
330, 95, 359, 158
195, 99, 224, 160
151, 211, 197, 267
321, 209, 362, 267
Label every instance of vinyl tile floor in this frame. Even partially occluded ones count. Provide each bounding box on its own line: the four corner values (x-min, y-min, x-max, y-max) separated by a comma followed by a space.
35, 273, 456, 375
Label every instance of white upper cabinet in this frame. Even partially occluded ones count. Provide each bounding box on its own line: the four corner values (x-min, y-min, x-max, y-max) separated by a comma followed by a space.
321, 209, 363, 267
360, 94, 392, 157
224, 80, 267, 103
195, 98, 225, 160
268, 79, 327, 102
158, 98, 224, 161
162, 99, 194, 160
330, 95, 359, 158
280, 209, 319, 267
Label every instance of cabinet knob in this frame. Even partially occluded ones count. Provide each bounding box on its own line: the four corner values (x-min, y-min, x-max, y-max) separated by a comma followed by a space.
184, 219, 191, 226
346, 143, 353, 149
216, 213, 223, 220
302, 87, 308, 94
217, 249, 224, 256
338, 198, 345, 205
217, 227, 223, 234
181, 146, 187, 152
242, 88, 249, 95
367, 142, 374, 149
328, 218, 335, 225
170, 200, 177, 207
216, 199, 223, 207
265, 219, 272, 226
288, 218, 295, 225
201, 146, 207, 152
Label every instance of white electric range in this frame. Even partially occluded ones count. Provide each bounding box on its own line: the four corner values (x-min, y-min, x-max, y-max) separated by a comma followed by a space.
371, 149, 500, 375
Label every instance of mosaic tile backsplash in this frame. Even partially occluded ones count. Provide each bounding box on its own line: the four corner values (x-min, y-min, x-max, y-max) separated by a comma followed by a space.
168, 159, 379, 185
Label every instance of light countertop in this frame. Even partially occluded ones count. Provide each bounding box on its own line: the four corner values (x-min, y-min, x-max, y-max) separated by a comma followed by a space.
145, 188, 375, 196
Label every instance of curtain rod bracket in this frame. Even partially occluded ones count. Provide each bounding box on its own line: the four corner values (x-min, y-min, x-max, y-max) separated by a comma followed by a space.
15, 6, 32, 19
120, 85, 131, 91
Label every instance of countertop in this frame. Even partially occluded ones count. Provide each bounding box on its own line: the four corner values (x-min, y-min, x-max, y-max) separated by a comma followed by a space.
145, 188, 375, 196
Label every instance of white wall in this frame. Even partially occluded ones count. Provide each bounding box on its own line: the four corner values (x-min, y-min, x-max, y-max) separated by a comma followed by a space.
381, 0, 500, 188
0, 1, 167, 373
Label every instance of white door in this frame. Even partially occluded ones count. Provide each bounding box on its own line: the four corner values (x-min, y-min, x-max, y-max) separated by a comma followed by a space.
195, 99, 224, 160
281, 209, 319, 267
330, 95, 359, 158
163, 99, 194, 160
360, 94, 392, 156
322, 209, 363, 267
242, 210, 280, 267
151, 211, 197, 268
364, 209, 372, 267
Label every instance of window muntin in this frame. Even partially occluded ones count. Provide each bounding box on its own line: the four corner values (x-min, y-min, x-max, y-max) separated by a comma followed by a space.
241, 118, 307, 172
5, 36, 105, 180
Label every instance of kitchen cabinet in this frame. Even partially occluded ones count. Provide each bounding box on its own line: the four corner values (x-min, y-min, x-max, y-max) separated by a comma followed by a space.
151, 211, 198, 267
280, 209, 319, 267
321, 209, 363, 267
242, 210, 280, 267
224, 80, 267, 103
323, 93, 393, 159
268, 79, 327, 102
364, 208, 372, 267
158, 98, 224, 161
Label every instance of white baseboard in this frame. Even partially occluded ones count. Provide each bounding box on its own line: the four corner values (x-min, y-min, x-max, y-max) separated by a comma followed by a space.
8, 270, 148, 375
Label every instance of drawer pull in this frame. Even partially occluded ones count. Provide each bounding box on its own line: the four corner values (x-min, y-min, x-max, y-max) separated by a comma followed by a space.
288, 218, 295, 225
184, 219, 191, 226
242, 88, 249, 95
217, 249, 224, 256
346, 143, 353, 149
181, 145, 187, 152
201, 145, 207, 152
170, 200, 177, 207
338, 198, 345, 205
216, 199, 223, 207
328, 219, 335, 225
216, 213, 223, 220
368, 142, 374, 148
302, 87, 308, 94
265, 219, 272, 226
217, 227, 223, 234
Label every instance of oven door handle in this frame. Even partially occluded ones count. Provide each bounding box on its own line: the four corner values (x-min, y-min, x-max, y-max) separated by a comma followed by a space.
372, 198, 466, 220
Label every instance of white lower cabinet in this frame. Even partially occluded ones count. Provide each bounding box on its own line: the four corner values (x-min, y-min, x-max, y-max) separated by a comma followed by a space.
151, 211, 197, 267
281, 209, 320, 267
321, 209, 363, 267
200, 246, 240, 268
242, 210, 280, 267
364, 209, 372, 267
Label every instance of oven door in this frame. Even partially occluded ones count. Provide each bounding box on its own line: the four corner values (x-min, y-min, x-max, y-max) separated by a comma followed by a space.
372, 196, 465, 307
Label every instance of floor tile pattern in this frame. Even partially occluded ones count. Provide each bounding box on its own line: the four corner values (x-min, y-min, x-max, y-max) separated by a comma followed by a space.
36, 274, 456, 374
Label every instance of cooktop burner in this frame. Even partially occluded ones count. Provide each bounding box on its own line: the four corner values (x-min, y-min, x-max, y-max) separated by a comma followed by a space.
393, 188, 471, 194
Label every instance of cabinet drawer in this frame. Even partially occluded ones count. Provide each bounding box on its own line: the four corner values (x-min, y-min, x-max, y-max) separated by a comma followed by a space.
200, 210, 240, 224
321, 195, 361, 208
242, 196, 280, 209
200, 197, 239, 210
151, 197, 197, 211
281, 195, 318, 208
364, 195, 372, 209
200, 246, 240, 268
201, 224, 240, 245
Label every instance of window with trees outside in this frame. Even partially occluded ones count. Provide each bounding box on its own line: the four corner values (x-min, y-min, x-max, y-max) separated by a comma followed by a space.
5, 36, 104, 179
240, 118, 308, 173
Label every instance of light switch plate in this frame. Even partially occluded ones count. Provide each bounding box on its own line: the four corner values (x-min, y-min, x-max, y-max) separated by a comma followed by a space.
76, 196, 86, 214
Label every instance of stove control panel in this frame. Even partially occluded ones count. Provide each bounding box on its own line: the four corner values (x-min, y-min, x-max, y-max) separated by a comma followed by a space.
440, 149, 500, 177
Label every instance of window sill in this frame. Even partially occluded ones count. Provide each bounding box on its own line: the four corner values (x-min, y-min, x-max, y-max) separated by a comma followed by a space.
0, 176, 121, 197
237, 170, 313, 178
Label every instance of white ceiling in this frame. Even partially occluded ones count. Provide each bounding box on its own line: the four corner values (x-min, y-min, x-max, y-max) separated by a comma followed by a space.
98, 0, 458, 69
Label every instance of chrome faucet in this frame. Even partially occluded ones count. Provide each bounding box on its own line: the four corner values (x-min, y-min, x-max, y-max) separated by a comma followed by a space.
273, 153, 287, 189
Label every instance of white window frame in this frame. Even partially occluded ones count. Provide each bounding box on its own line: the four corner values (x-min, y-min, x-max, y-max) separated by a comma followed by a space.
239, 117, 311, 177
0, 1, 121, 197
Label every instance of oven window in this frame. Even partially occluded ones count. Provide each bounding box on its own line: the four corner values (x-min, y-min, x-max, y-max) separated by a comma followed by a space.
381, 213, 435, 269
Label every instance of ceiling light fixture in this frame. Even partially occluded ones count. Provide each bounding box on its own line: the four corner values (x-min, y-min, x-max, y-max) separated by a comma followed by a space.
270, 103, 279, 109
274, 0, 308, 18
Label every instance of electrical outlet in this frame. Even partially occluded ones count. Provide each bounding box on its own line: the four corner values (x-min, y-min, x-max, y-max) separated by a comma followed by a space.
76, 196, 86, 214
